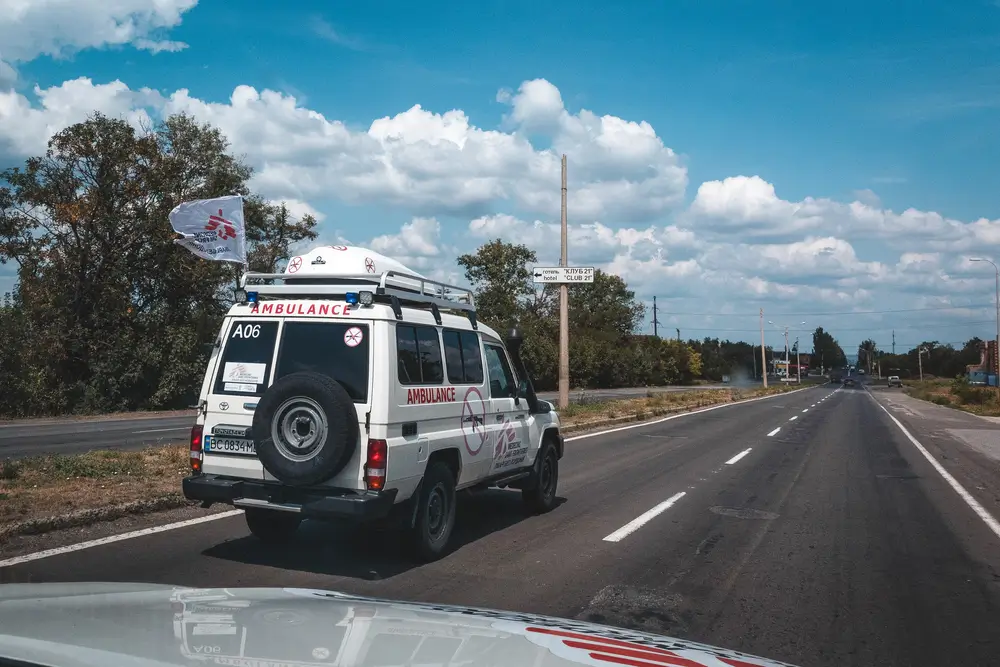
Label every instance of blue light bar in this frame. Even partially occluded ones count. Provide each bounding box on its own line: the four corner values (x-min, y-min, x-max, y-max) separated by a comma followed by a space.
345, 292, 359, 305
247, 291, 258, 304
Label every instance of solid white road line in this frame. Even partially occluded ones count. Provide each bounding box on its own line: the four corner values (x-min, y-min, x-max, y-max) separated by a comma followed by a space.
870, 396, 1000, 541
789, 416, 798, 421
603, 492, 687, 543
767, 427, 781, 436
725, 448, 752, 465
0, 510, 244, 568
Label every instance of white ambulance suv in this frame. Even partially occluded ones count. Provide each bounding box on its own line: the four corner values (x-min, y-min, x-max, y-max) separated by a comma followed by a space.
183, 246, 564, 561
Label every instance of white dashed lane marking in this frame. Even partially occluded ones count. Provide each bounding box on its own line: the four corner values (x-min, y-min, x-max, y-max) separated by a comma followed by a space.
789, 415, 798, 421
767, 427, 781, 436
725, 448, 753, 465
603, 492, 687, 543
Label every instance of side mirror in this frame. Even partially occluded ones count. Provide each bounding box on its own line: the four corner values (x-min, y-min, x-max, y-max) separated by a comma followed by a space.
507, 327, 524, 353
201, 342, 218, 355
536, 400, 552, 414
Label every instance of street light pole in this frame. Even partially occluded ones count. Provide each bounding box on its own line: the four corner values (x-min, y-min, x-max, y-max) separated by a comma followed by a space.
970, 258, 1000, 398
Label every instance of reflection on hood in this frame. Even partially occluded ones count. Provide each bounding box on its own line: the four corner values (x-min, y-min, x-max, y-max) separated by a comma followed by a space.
0, 583, 797, 667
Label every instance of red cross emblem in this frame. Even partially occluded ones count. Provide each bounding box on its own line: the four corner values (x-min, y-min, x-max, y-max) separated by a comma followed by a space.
365, 257, 376, 273
205, 209, 237, 240
288, 257, 303, 273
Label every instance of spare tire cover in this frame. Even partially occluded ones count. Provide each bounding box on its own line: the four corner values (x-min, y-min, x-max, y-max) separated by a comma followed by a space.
252, 371, 359, 487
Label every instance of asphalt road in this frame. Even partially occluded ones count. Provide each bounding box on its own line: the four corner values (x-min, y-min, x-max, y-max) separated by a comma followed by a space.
0, 384, 737, 459
5, 380, 1000, 666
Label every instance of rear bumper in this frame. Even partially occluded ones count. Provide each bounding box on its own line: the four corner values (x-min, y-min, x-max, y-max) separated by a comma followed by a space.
183, 474, 397, 521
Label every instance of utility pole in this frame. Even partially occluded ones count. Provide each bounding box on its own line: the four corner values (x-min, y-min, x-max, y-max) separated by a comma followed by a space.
892, 329, 895, 356
918, 346, 926, 381
558, 154, 569, 410
676, 328, 680, 342
759, 308, 767, 388
796, 337, 801, 384
652, 296, 659, 338
752, 344, 758, 380
768, 319, 805, 382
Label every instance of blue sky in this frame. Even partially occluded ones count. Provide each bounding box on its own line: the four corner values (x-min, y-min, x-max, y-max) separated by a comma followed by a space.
2, 0, 999, 355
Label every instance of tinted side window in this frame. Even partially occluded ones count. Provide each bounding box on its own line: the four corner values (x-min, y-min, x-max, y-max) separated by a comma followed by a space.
213, 320, 279, 396
484, 344, 516, 398
274, 322, 370, 402
443, 329, 484, 384
397, 325, 443, 385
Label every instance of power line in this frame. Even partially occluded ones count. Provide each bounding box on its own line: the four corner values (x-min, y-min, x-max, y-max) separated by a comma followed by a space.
646, 303, 994, 317
674, 320, 996, 333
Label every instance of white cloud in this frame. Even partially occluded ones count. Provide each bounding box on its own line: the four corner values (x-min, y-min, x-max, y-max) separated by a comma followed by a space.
0, 78, 161, 159
272, 199, 326, 223
687, 174, 1000, 254
0, 0, 197, 79
0, 76, 687, 224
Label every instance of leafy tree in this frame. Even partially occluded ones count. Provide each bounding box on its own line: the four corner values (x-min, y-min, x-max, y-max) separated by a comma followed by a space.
0, 112, 316, 417
457, 239, 536, 332
857, 338, 878, 374
811, 327, 846, 372
568, 270, 645, 339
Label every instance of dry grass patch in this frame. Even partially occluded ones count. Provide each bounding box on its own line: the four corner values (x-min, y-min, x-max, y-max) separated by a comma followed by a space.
560, 385, 799, 429
905, 378, 1000, 417
0, 446, 191, 537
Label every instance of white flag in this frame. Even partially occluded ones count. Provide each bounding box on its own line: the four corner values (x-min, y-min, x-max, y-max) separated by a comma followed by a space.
168, 195, 247, 265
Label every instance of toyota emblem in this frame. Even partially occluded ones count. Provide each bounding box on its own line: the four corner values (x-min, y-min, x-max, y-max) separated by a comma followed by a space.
219, 402, 229, 411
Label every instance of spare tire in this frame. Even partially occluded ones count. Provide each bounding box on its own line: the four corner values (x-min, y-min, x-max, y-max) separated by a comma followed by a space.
252, 371, 359, 487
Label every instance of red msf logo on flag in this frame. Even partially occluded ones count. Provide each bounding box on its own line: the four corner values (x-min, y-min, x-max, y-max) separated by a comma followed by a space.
205, 209, 237, 240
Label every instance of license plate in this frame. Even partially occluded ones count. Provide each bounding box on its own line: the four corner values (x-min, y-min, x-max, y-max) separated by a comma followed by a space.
205, 436, 256, 456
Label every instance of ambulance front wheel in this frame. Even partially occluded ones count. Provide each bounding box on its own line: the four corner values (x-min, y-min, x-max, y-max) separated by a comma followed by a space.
522, 441, 559, 514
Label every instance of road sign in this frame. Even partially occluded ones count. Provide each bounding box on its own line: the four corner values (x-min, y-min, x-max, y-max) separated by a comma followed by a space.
532, 266, 595, 284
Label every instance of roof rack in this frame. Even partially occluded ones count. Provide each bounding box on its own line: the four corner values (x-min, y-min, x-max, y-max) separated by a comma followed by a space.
239, 269, 478, 327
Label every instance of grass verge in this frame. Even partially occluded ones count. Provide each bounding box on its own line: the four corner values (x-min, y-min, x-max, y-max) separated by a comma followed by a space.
904, 378, 1000, 417
0, 383, 804, 540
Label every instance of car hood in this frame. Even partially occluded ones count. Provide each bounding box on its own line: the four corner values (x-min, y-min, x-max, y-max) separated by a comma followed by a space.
0, 583, 797, 667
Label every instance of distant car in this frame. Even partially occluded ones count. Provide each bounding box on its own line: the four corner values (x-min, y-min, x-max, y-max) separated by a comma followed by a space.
843, 377, 857, 387
888, 375, 902, 387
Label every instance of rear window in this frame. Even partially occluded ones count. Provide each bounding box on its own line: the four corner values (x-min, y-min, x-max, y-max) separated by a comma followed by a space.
212, 319, 370, 402
213, 320, 279, 396
274, 321, 370, 402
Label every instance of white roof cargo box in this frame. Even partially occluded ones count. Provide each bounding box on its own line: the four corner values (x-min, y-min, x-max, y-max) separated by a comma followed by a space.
238, 245, 477, 324
282, 245, 423, 279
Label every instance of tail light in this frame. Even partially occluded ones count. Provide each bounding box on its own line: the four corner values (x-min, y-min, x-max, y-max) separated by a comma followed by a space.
365, 439, 387, 491
190, 424, 203, 473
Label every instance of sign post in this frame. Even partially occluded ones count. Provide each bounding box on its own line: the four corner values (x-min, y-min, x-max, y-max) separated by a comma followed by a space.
559, 155, 569, 410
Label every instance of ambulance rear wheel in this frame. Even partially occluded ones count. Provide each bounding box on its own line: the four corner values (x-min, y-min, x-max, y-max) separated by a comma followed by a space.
245, 508, 302, 543
522, 441, 558, 514
409, 461, 456, 562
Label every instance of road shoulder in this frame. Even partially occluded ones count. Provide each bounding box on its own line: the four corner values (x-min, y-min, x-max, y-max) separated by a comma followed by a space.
866, 386, 1000, 536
